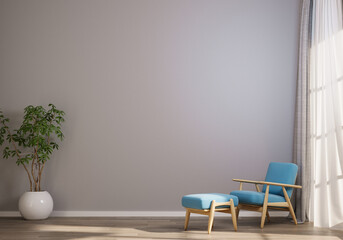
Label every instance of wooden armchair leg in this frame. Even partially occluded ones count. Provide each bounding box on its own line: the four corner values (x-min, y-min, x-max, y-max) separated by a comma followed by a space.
288, 205, 297, 225
261, 206, 268, 228
184, 209, 190, 230
236, 205, 240, 220
261, 185, 269, 229
282, 186, 298, 225
266, 210, 271, 223
208, 200, 216, 234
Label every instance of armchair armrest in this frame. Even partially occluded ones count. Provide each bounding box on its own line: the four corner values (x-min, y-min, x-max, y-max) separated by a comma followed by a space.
232, 179, 302, 189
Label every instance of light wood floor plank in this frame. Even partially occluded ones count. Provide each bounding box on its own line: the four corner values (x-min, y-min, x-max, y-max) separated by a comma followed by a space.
0, 217, 342, 239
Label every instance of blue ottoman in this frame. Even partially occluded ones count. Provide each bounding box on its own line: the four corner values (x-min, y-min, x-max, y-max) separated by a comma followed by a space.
181, 193, 238, 233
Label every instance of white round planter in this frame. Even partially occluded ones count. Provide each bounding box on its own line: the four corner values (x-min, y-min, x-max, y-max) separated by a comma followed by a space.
18, 191, 53, 220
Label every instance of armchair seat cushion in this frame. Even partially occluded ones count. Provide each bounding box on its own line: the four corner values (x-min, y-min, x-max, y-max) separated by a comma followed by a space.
230, 190, 285, 205
182, 193, 238, 210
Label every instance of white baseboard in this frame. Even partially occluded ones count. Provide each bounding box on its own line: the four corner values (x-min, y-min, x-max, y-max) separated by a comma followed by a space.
0, 211, 289, 217
0, 211, 21, 217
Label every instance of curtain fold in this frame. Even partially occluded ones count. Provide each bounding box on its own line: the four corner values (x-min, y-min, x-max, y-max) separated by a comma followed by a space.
309, 0, 343, 228
294, 0, 343, 227
293, 0, 313, 224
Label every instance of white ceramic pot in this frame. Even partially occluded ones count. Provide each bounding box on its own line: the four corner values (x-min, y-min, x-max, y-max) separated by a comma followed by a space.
18, 191, 53, 220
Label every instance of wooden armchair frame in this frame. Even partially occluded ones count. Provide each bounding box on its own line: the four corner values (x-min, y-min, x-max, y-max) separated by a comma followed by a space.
232, 179, 302, 228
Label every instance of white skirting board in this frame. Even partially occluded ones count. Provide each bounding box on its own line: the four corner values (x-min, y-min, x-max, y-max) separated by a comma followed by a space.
0, 211, 289, 217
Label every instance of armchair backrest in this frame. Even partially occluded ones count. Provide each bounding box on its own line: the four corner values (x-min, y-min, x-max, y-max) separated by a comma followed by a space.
262, 162, 298, 198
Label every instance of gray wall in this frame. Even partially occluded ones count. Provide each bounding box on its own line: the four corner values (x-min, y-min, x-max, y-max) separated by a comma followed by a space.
0, 0, 300, 211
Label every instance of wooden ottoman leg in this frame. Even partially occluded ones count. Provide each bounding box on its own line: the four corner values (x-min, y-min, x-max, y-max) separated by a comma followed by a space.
184, 209, 190, 230
208, 200, 216, 234
230, 199, 238, 231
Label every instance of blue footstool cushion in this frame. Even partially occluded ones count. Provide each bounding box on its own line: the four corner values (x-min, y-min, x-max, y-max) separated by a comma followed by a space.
182, 193, 239, 210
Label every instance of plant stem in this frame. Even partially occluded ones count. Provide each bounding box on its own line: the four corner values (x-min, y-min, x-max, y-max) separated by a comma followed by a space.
32, 118, 39, 191
22, 163, 33, 192
37, 113, 55, 191
31, 156, 38, 191
33, 137, 40, 191
38, 162, 45, 191
32, 146, 40, 191
38, 162, 41, 191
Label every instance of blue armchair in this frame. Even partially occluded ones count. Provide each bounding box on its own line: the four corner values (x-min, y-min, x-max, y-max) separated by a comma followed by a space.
230, 162, 302, 228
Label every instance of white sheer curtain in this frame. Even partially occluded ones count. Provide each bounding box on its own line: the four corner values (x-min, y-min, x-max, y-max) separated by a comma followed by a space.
309, 0, 343, 228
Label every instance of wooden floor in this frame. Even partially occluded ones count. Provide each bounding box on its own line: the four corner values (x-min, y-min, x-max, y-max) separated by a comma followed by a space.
0, 216, 343, 240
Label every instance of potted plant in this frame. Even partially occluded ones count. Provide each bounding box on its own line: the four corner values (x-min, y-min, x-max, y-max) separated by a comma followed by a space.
0, 104, 65, 220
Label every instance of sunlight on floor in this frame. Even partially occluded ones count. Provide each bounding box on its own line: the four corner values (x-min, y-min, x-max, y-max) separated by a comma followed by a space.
34, 224, 342, 240
35, 224, 140, 234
